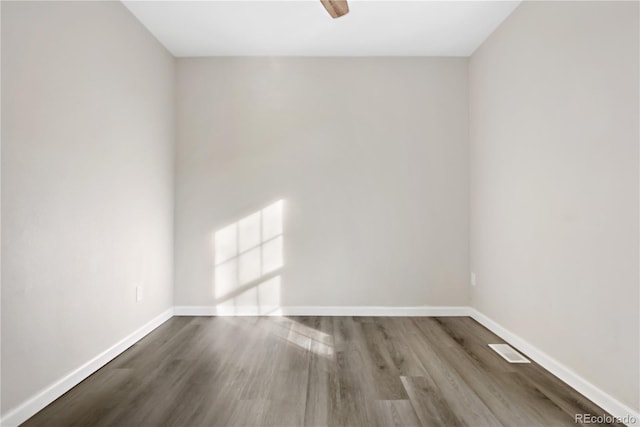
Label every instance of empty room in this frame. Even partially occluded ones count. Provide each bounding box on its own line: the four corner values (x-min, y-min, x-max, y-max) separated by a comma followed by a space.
1, 0, 638, 426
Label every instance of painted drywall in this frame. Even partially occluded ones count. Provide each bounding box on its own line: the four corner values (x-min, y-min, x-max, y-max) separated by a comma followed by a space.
470, 0, 639, 412
1, 1, 175, 416
175, 58, 469, 309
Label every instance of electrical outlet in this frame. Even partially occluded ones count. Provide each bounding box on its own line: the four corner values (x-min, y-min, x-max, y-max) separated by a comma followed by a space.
136, 285, 143, 302
471, 272, 477, 287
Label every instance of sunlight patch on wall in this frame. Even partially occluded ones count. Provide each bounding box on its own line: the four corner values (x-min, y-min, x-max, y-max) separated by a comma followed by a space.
214, 276, 282, 316
212, 200, 284, 313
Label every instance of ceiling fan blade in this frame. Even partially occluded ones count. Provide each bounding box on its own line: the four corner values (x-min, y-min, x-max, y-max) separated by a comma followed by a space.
320, 0, 349, 19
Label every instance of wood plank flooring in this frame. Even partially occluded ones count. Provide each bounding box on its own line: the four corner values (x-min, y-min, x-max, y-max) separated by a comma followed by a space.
24, 316, 620, 426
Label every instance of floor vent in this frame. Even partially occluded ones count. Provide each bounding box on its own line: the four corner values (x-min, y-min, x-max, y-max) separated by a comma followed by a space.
489, 344, 530, 363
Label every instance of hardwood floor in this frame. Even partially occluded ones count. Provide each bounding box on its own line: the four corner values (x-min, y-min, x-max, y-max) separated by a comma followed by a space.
24, 316, 619, 426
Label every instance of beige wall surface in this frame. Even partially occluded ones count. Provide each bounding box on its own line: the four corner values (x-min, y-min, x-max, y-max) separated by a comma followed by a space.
174, 58, 470, 309
1, 1, 175, 415
470, 1, 639, 411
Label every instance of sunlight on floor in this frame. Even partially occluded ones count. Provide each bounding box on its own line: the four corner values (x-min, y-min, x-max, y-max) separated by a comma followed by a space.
262, 317, 335, 357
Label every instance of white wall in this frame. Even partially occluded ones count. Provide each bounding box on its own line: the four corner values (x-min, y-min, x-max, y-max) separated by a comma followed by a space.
1, 1, 174, 415
470, 1, 639, 412
175, 58, 469, 310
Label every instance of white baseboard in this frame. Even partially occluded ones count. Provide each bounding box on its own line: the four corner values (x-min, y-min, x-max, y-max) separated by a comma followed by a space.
173, 305, 472, 317
0, 308, 174, 427
469, 309, 640, 427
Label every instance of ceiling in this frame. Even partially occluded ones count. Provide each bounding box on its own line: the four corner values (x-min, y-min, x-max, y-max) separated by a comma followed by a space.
122, 1, 521, 57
